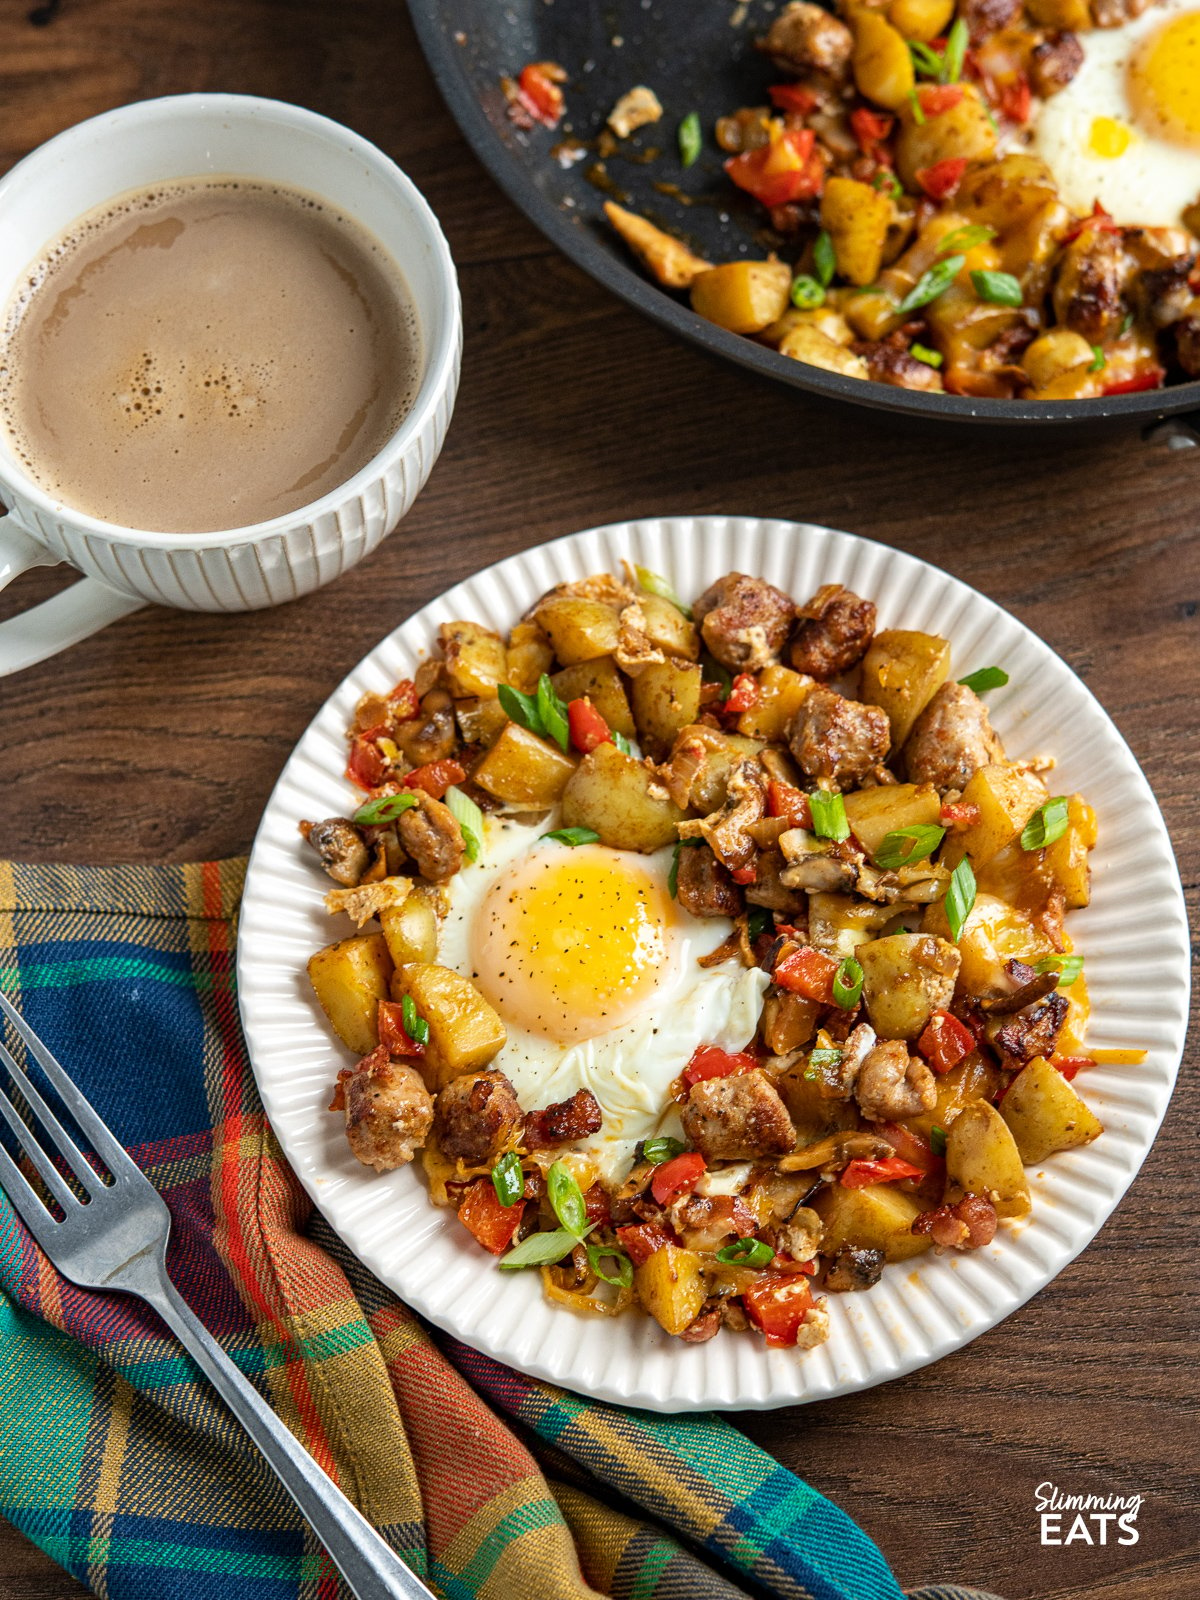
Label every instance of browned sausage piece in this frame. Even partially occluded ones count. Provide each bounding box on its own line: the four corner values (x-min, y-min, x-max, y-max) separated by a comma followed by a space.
523, 1088, 603, 1151
913, 1193, 998, 1248
681, 1069, 796, 1160
903, 681, 1004, 792
1178, 305, 1200, 376
435, 1069, 524, 1166
787, 685, 890, 790
675, 843, 744, 918
1053, 226, 1126, 344
759, 1, 854, 79
961, 0, 1020, 38
336, 1045, 435, 1171
1028, 33, 1084, 97
693, 573, 796, 673
397, 789, 466, 883
789, 583, 877, 679
853, 344, 945, 393
1090, 0, 1151, 24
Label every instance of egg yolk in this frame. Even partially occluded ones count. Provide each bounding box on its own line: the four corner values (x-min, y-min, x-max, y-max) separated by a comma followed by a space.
471, 846, 673, 1044
1088, 116, 1133, 159
1129, 12, 1200, 150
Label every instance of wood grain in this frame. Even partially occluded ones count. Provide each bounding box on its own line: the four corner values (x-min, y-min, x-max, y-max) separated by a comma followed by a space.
0, 2, 1196, 1597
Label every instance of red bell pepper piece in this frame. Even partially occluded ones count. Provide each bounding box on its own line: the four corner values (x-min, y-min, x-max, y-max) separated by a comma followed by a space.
458, 1178, 523, 1255
875, 1121, 940, 1175
388, 679, 420, 720
1063, 200, 1120, 243
683, 1045, 756, 1086
650, 1151, 707, 1206
774, 944, 837, 1003
743, 1273, 816, 1347
1102, 367, 1165, 396
841, 1156, 925, 1189
918, 84, 965, 116
403, 758, 466, 799
567, 697, 612, 753
730, 863, 757, 885
723, 674, 760, 715
918, 1009, 976, 1074
850, 106, 894, 154
346, 725, 390, 789
725, 127, 823, 208
769, 83, 819, 115
767, 780, 812, 829
377, 999, 425, 1058
1051, 1055, 1095, 1081
915, 156, 968, 200
517, 62, 565, 127
940, 800, 981, 827
616, 1221, 674, 1266
998, 74, 1031, 124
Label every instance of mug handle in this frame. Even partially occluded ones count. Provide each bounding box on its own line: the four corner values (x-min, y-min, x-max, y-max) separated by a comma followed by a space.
0, 514, 144, 676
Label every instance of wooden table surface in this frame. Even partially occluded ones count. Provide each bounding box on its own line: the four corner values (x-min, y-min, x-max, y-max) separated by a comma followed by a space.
0, 2, 1197, 1597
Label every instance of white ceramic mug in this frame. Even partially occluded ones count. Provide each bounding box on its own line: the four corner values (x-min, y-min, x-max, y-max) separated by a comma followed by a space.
0, 94, 461, 676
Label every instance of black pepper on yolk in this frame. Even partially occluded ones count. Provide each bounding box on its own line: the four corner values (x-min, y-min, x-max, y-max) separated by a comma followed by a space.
470, 847, 673, 1044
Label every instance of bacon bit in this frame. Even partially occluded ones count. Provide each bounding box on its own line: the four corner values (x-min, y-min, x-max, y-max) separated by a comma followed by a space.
616, 1221, 674, 1266
1051, 1055, 1095, 1081
998, 74, 1031, 124
774, 944, 837, 1003
1063, 200, 1121, 243
683, 1045, 757, 1086
917, 84, 965, 116
377, 999, 425, 1058
512, 61, 567, 128
346, 726, 390, 789
523, 1088, 603, 1151
769, 83, 819, 115
723, 673, 760, 715
912, 1193, 997, 1250
1102, 367, 1165, 396
915, 156, 968, 200
850, 106, 894, 156
940, 800, 981, 828
403, 758, 467, 799
767, 780, 812, 829
584, 1182, 612, 1226
388, 679, 420, 721
328, 1075, 348, 1113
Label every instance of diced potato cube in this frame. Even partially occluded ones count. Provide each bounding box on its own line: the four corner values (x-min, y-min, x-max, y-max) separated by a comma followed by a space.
999, 1056, 1103, 1164
691, 260, 792, 335
455, 696, 509, 746
777, 323, 870, 379
894, 88, 997, 192
472, 721, 577, 807
631, 658, 703, 760
923, 890, 1053, 992
901, 1053, 1000, 1140
852, 9, 916, 111
945, 1101, 1031, 1217
858, 932, 960, 1041
732, 663, 813, 742
506, 619, 554, 694
842, 781, 941, 860
820, 177, 894, 288
860, 630, 951, 751
888, 0, 954, 40
561, 742, 686, 852
812, 1181, 931, 1262
550, 656, 637, 739
633, 1244, 708, 1335
394, 963, 506, 1092
637, 591, 700, 660
308, 933, 394, 1057
534, 595, 621, 665
438, 620, 507, 698
379, 887, 440, 969
807, 892, 897, 958
942, 764, 1050, 870
1043, 794, 1095, 909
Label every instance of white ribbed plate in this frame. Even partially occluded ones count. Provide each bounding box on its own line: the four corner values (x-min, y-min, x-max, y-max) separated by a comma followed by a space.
237, 517, 1189, 1411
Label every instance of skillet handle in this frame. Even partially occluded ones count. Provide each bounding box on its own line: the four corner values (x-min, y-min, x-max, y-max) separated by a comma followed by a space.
1142, 411, 1200, 448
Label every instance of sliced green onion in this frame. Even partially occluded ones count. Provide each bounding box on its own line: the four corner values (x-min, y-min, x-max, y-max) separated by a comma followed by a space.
1034, 953, 1084, 988
896, 254, 964, 315
790, 273, 826, 310
945, 856, 977, 942
716, 1237, 776, 1268
1021, 797, 1070, 850
938, 223, 996, 257
547, 1160, 589, 1238
813, 229, 836, 288
700, 652, 732, 695
1120, 309, 1135, 335
907, 88, 926, 126
746, 905, 773, 943
872, 170, 903, 199
498, 1227, 587, 1271
668, 837, 701, 898
875, 823, 945, 871
929, 1124, 948, 1158
352, 792, 418, 825
498, 682, 544, 736
910, 342, 943, 369
542, 826, 601, 847
536, 673, 570, 752
942, 16, 968, 82
445, 785, 483, 863
808, 1046, 844, 1073
635, 565, 693, 620
612, 730, 635, 756
642, 1135, 686, 1164
1089, 344, 1106, 372
678, 111, 702, 168
401, 992, 429, 1046
587, 1242, 634, 1288
491, 1150, 524, 1208
971, 269, 1023, 307
809, 789, 850, 842
958, 666, 1009, 693
908, 39, 944, 76
832, 956, 864, 1010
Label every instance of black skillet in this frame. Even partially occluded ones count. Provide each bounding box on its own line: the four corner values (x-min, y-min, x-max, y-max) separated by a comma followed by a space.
407, 0, 1200, 434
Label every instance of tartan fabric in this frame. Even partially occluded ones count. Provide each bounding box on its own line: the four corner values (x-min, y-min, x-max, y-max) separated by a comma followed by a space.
0, 858, 1005, 1600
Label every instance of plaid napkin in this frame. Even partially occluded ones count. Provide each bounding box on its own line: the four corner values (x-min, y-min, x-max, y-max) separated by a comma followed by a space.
0, 858, 1005, 1600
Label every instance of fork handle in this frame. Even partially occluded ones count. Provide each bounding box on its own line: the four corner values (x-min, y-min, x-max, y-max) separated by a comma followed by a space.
144, 1274, 437, 1600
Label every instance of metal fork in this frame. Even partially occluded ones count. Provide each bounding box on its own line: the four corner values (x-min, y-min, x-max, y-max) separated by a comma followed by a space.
0, 990, 438, 1600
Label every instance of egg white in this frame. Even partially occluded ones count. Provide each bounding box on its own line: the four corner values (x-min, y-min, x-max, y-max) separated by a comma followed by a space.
436, 813, 769, 1179
1031, 0, 1200, 227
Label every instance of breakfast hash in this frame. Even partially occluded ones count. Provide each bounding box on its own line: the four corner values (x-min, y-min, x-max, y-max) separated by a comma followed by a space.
301, 567, 1110, 1351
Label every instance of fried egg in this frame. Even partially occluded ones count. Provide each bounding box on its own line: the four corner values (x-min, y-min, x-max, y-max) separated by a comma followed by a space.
1031, 0, 1200, 228
438, 815, 768, 1178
